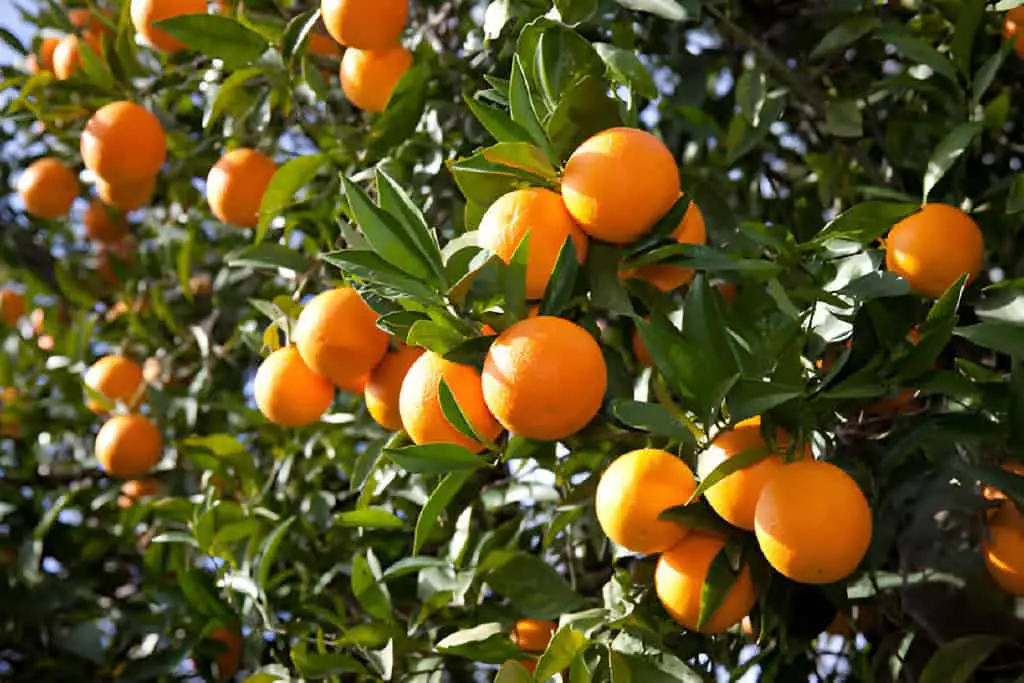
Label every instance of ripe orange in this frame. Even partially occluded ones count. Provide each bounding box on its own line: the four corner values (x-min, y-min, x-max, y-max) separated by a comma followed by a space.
96, 239, 137, 286
293, 287, 389, 391
594, 448, 697, 554
95, 414, 163, 477
69, 7, 113, 34
982, 462, 1024, 521
365, 344, 424, 431
85, 355, 146, 413
253, 346, 335, 427
632, 328, 653, 367
621, 200, 706, 291
754, 460, 873, 584
340, 46, 412, 113
308, 31, 341, 58
118, 478, 160, 508
698, 417, 808, 531
512, 619, 557, 653
321, 0, 408, 49
52, 32, 101, 80
0, 387, 20, 439
207, 626, 243, 679
82, 101, 166, 185
95, 175, 156, 212
205, 148, 277, 227
131, 0, 208, 52
1005, 7, 1024, 59
561, 127, 680, 244
654, 532, 757, 634
885, 204, 984, 299
83, 199, 129, 243
399, 352, 503, 452
17, 157, 78, 219
34, 37, 60, 73
0, 290, 26, 327
983, 505, 1024, 596
478, 188, 589, 300
482, 316, 607, 441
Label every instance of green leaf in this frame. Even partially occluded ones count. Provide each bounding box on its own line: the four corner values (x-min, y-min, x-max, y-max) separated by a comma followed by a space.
414, 471, 473, 555
494, 660, 535, 683
592, 43, 657, 99
726, 380, 803, 423
436, 623, 524, 664
320, 250, 443, 303
533, 26, 605, 112
291, 642, 368, 677
735, 69, 766, 126
508, 55, 557, 163
438, 378, 488, 446
535, 628, 588, 682
385, 444, 487, 474
613, 0, 690, 21
153, 14, 268, 67
546, 75, 624, 161
950, 0, 985, 75
369, 64, 429, 154
955, 322, 1024, 358
256, 517, 294, 589
697, 543, 743, 631
555, 0, 598, 24
539, 236, 581, 317
376, 168, 446, 285
810, 15, 881, 60
970, 36, 1015, 108
502, 231, 530, 323
587, 244, 633, 317
923, 122, 982, 201
659, 501, 734, 536
919, 635, 1003, 683
406, 319, 469, 355
611, 400, 696, 445
448, 145, 557, 210
351, 551, 393, 622
1007, 174, 1024, 214
255, 154, 326, 243
226, 243, 312, 273
486, 552, 585, 618
811, 202, 919, 245
689, 444, 774, 503
281, 8, 320, 65
464, 95, 534, 145
78, 41, 114, 90
824, 99, 863, 138
875, 26, 959, 83
334, 508, 406, 529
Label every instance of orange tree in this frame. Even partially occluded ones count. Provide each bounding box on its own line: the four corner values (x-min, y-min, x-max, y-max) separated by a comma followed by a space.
2, 0, 1024, 681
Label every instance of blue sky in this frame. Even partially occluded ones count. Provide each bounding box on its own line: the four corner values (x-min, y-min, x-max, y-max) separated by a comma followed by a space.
0, 3, 35, 66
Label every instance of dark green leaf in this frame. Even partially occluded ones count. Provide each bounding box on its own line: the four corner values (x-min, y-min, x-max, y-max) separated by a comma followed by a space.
508, 55, 557, 163
824, 99, 862, 138
554, 0, 598, 25
811, 202, 919, 245
226, 244, 313, 273
689, 444, 774, 502
351, 552, 393, 622
320, 249, 443, 303
546, 75, 624, 161
415, 471, 473, 555
464, 95, 534, 145
875, 26, 959, 84
919, 635, 1003, 683
486, 552, 585, 618
726, 380, 803, 423
539, 236, 581, 317
1007, 174, 1024, 214
439, 378, 488, 446
923, 123, 982, 200
385, 444, 487, 474
153, 14, 268, 67
256, 154, 326, 243
436, 623, 524, 664
698, 543, 743, 630
291, 642, 368, 677
535, 628, 588, 681
810, 15, 881, 60
370, 64, 429, 154
611, 400, 696, 445
334, 508, 406, 530
971, 36, 1016, 107
955, 322, 1024, 358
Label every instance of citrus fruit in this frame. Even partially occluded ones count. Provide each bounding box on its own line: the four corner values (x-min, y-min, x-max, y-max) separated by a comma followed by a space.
698, 416, 808, 531
207, 626, 243, 679
885, 204, 984, 299
482, 316, 607, 441
594, 448, 697, 554
96, 239, 136, 285
95, 414, 163, 477
69, 7, 113, 34
293, 287, 389, 391
754, 460, 873, 584
0, 290, 26, 327
83, 199, 129, 243
478, 188, 589, 300
399, 352, 503, 453
0, 387, 21, 439
654, 532, 757, 634
512, 619, 557, 653
561, 127, 680, 244
95, 175, 156, 212
253, 346, 335, 427
982, 462, 1024, 522
52, 32, 101, 80
118, 478, 160, 508
205, 148, 277, 227
321, 0, 408, 49
365, 344, 424, 431
34, 36, 60, 72
17, 157, 78, 219
632, 328, 653, 367
130, 0, 208, 52
82, 101, 166, 184
85, 355, 146, 413
307, 31, 341, 58
1005, 7, 1024, 59
622, 200, 706, 291
340, 45, 412, 113
983, 505, 1024, 596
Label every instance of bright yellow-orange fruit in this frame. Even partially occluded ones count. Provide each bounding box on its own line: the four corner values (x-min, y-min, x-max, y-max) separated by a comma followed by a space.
399, 352, 503, 453
340, 45, 412, 113
982, 462, 1024, 521
33, 36, 61, 73
118, 478, 160, 508
561, 127, 680, 244
85, 355, 146, 413
482, 316, 606, 441
207, 626, 243, 679
83, 199, 129, 243
82, 101, 167, 184
478, 188, 589, 300
655, 532, 757, 633
95, 414, 163, 477
0, 290, 26, 327
321, 0, 408, 49
983, 505, 1024, 596
1005, 7, 1024, 59
308, 31, 341, 58
595, 448, 697, 554
205, 148, 277, 227
131, 0, 208, 52
365, 344, 424, 431
512, 619, 557, 654
885, 204, 984, 299
754, 460, 873, 584
622, 200, 706, 291
52, 32, 101, 80
293, 287, 389, 391
96, 176, 156, 212
17, 157, 78, 219
254, 346, 335, 427
698, 417, 808, 532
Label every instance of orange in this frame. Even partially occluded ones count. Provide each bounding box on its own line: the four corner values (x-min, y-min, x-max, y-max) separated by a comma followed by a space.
399, 352, 504, 452
981, 462, 1024, 521
207, 626, 243, 679
1005, 7, 1024, 59
594, 448, 697, 554
632, 328, 653, 367
96, 239, 136, 285
118, 478, 160, 508
622, 200, 706, 291
34, 37, 60, 73
754, 460, 873, 584
95, 414, 163, 477
85, 355, 146, 413
96, 175, 156, 212
253, 346, 335, 427
983, 505, 1024, 596
824, 612, 851, 637
482, 316, 607, 441
698, 417, 808, 532
17, 157, 78, 219
293, 287, 389, 390
0, 387, 20, 439
189, 273, 212, 297
654, 532, 757, 633
206, 148, 277, 227
885, 204, 984, 299
142, 357, 165, 385
52, 32, 101, 80
718, 282, 737, 305
512, 619, 556, 653
365, 344, 424, 431
561, 127, 680, 244
308, 31, 341, 58
0, 290, 26, 327
321, 0, 408, 49
131, 0, 208, 52
82, 101, 166, 184
340, 45, 412, 113
478, 188, 589, 300
69, 8, 114, 34
83, 199, 129, 243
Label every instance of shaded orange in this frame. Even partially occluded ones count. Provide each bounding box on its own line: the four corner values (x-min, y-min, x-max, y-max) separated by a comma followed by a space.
983, 505, 1024, 596
85, 355, 146, 413
981, 461, 1024, 521
365, 345, 424, 431
622, 200, 707, 291
97, 239, 136, 285
118, 478, 160, 508
206, 148, 277, 228
340, 45, 412, 113
130, 0, 208, 52
0, 290, 26, 327
321, 0, 408, 49
82, 101, 166, 184
207, 626, 243, 679
885, 204, 984, 299
53, 33, 102, 80
632, 328, 653, 368
17, 157, 78, 219
34, 37, 60, 72
83, 199, 129, 243
512, 619, 557, 653
308, 31, 341, 58
254, 346, 334, 427
96, 175, 156, 212
95, 414, 163, 477
1005, 7, 1024, 59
